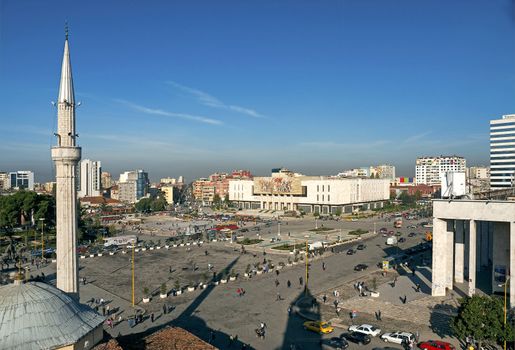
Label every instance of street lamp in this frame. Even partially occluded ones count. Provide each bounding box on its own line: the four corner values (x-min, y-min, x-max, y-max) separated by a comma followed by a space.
315, 217, 318, 230
498, 276, 510, 350
38, 218, 45, 261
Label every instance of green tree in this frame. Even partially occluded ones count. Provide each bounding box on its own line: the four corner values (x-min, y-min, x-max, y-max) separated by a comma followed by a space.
224, 193, 231, 207
135, 198, 152, 212
451, 295, 514, 349
334, 208, 342, 217
212, 194, 221, 208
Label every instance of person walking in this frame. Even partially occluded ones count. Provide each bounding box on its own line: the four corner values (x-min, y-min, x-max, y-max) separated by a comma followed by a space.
323, 294, 327, 303
299, 276, 303, 286
102, 306, 106, 316
276, 292, 282, 301
287, 280, 291, 288
416, 283, 421, 292
275, 279, 280, 287
151, 312, 154, 323
163, 304, 167, 315
276, 269, 280, 276
322, 262, 326, 271
209, 331, 215, 344
378, 309, 382, 320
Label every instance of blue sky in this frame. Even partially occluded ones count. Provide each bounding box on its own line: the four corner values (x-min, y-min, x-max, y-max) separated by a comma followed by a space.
1, 0, 515, 183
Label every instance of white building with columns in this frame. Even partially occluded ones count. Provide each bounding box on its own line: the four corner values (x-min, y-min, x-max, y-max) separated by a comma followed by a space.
229, 168, 390, 214
432, 199, 515, 308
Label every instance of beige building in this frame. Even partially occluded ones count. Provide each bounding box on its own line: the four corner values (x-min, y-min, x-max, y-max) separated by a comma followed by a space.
229, 169, 389, 214
0, 172, 8, 190
101, 171, 112, 188
161, 185, 174, 204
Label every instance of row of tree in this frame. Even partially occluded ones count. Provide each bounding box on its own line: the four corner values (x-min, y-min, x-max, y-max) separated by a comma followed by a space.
0, 190, 55, 230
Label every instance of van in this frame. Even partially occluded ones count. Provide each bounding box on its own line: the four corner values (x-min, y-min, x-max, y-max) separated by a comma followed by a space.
386, 236, 398, 245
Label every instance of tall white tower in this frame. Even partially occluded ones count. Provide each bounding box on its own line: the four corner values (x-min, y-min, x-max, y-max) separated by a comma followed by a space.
50, 28, 81, 298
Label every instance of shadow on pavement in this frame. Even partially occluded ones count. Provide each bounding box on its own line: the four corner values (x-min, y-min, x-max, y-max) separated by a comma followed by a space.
278, 288, 322, 350
116, 256, 256, 349
428, 302, 456, 339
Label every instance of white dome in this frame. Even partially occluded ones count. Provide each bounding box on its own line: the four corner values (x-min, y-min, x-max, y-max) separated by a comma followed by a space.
0, 282, 104, 350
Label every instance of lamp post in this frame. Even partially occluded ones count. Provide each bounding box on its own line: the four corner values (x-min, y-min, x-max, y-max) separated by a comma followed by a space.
39, 218, 45, 260
132, 244, 135, 307
315, 217, 318, 230
499, 276, 510, 350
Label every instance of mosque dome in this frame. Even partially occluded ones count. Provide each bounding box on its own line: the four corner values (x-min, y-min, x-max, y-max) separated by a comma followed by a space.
0, 282, 105, 350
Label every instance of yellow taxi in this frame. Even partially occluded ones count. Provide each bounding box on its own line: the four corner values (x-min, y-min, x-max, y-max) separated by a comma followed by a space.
303, 321, 334, 334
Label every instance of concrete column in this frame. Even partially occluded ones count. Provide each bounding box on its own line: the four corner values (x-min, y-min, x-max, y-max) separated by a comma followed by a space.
445, 220, 454, 290
432, 218, 452, 296
455, 220, 465, 283
468, 220, 477, 297
511, 222, 515, 309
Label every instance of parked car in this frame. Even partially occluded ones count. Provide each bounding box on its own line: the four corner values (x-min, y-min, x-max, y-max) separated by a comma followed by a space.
348, 324, 381, 337
398, 237, 406, 243
347, 249, 356, 255
418, 340, 455, 350
408, 232, 416, 237
321, 337, 349, 350
240, 228, 249, 232
303, 321, 334, 334
380, 228, 388, 234
380, 331, 414, 344
357, 244, 366, 250
354, 264, 368, 271
341, 332, 371, 345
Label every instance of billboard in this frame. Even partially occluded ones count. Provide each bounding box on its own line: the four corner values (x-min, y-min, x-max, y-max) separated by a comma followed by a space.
254, 176, 303, 195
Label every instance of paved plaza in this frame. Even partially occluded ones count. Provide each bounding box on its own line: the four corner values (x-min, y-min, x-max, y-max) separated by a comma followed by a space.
29, 214, 463, 350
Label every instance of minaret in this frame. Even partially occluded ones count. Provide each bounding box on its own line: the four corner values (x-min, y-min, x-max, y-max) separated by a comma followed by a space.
51, 27, 81, 299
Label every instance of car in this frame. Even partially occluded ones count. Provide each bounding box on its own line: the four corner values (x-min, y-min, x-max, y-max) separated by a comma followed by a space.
408, 232, 416, 237
418, 340, 455, 350
380, 227, 388, 233
354, 264, 368, 271
240, 228, 249, 232
348, 324, 381, 337
373, 348, 403, 350
357, 244, 366, 250
380, 331, 414, 344
398, 237, 406, 243
388, 231, 394, 235
347, 248, 356, 255
303, 321, 334, 334
341, 332, 371, 345
321, 337, 349, 350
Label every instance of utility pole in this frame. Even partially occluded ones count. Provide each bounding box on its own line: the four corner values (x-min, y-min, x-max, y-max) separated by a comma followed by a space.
39, 218, 45, 260
305, 241, 309, 295
132, 244, 135, 307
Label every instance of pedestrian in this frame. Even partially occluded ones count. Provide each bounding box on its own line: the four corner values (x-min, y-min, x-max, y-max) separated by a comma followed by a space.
402, 295, 407, 304
275, 279, 280, 287
102, 306, 106, 316
276, 292, 282, 301
229, 334, 234, 346
106, 304, 110, 315
169, 266, 172, 273
276, 269, 280, 276
333, 300, 338, 308
323, 294, 327, 303
412, 268, 416, 277
322, 262, 326, 271
209, 331, 215, 344
378, 309, 382, 320
163, 304, 167, 315
299, 276, 303, 285
151, 312, 154, 323
416, 283, 421, 292
336, 307, 341, 317
287, 280, 291, 288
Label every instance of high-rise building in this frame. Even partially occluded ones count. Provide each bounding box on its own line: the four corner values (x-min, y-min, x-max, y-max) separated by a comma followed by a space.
8, 171, 35, 190
415, 156, 466, 186
372, 164, 396, 181
161, 185, 174, 204
118, 170, 149, 203
160, 177, 177, 185
0, 172, 9, 190
101, 171, 112, 189
77, 159, 101, 198
490, 115, 515, 188
467, 166, 490, 180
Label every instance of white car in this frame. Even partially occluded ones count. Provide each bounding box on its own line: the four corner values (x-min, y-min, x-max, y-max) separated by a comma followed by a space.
348, 324, 381, 337
380, 331, 414, 344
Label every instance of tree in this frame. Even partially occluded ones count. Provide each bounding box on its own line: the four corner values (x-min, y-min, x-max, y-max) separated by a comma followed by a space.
224, 193, 231, 207
212, 194, 221, 208
451, 295, 514, 348
334, 208, 342, 217
135, 198, 152, 212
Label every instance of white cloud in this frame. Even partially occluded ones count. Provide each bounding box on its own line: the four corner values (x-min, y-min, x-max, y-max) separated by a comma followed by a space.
114, 99, 222, 125
167, 81, 265, 118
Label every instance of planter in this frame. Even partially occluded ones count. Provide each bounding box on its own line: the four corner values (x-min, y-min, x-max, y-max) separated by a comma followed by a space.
165, 245, 170, 249
256, 270, 263, 275
293, 261, 298, 265
370, 291, 380, 298
156, 246, 161, 250
287, 263, 293, 266
135, 249, 140, 252
160, 293, 167, 299
214, 281, 219, 285
149, 247, 154, 250
143, 297, 151, 303
212, 239, 217, 242
51, 259, 57, 263
244, 273, 250, 278
109, 252, 115, 256
180, 243, 185, 247
199, 241, 204, 244
187, 286, 195, 292
220, 279, 228, 284
186, 243, 191, 246
89, 254, 95, 258
173, 244, 177, 248
229, 276, 237, 281
277, 265, 283, 270
97, 253, 103, 257
175, 290, 182, 296
80, 256, 86, 259
142, 248, 147, 251
202, 283, 208, 289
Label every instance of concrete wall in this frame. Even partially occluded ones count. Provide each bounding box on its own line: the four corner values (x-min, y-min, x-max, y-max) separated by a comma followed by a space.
492, 222, 510, 294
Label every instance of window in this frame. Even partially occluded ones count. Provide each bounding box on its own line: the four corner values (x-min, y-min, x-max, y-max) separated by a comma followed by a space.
322, 185, 324, 192
328, 195, 330, 201
322, 195, 324, 201
317, 185, 319, 192
328, 185, 330, 192
317, 195, 319, 201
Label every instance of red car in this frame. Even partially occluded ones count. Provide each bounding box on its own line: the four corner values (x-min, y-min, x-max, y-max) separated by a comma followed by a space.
418, 340, 455, 350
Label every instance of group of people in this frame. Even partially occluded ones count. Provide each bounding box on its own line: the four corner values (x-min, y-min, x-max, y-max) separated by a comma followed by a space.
354, 280, 368, 296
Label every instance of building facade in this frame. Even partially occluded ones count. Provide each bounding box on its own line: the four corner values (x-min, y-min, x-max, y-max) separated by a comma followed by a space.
8, 171, 34, 190
229, 169, 389, 214
432, 199, 515, 308
0, 172, 8, 190
490, 115, 515, 188
118, 170, 149, 203
161, 185, 174, 204
101, 171, 112, 189
77, 159, 101, 198
193, 170, 253, 204
415, 156, 466, 186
